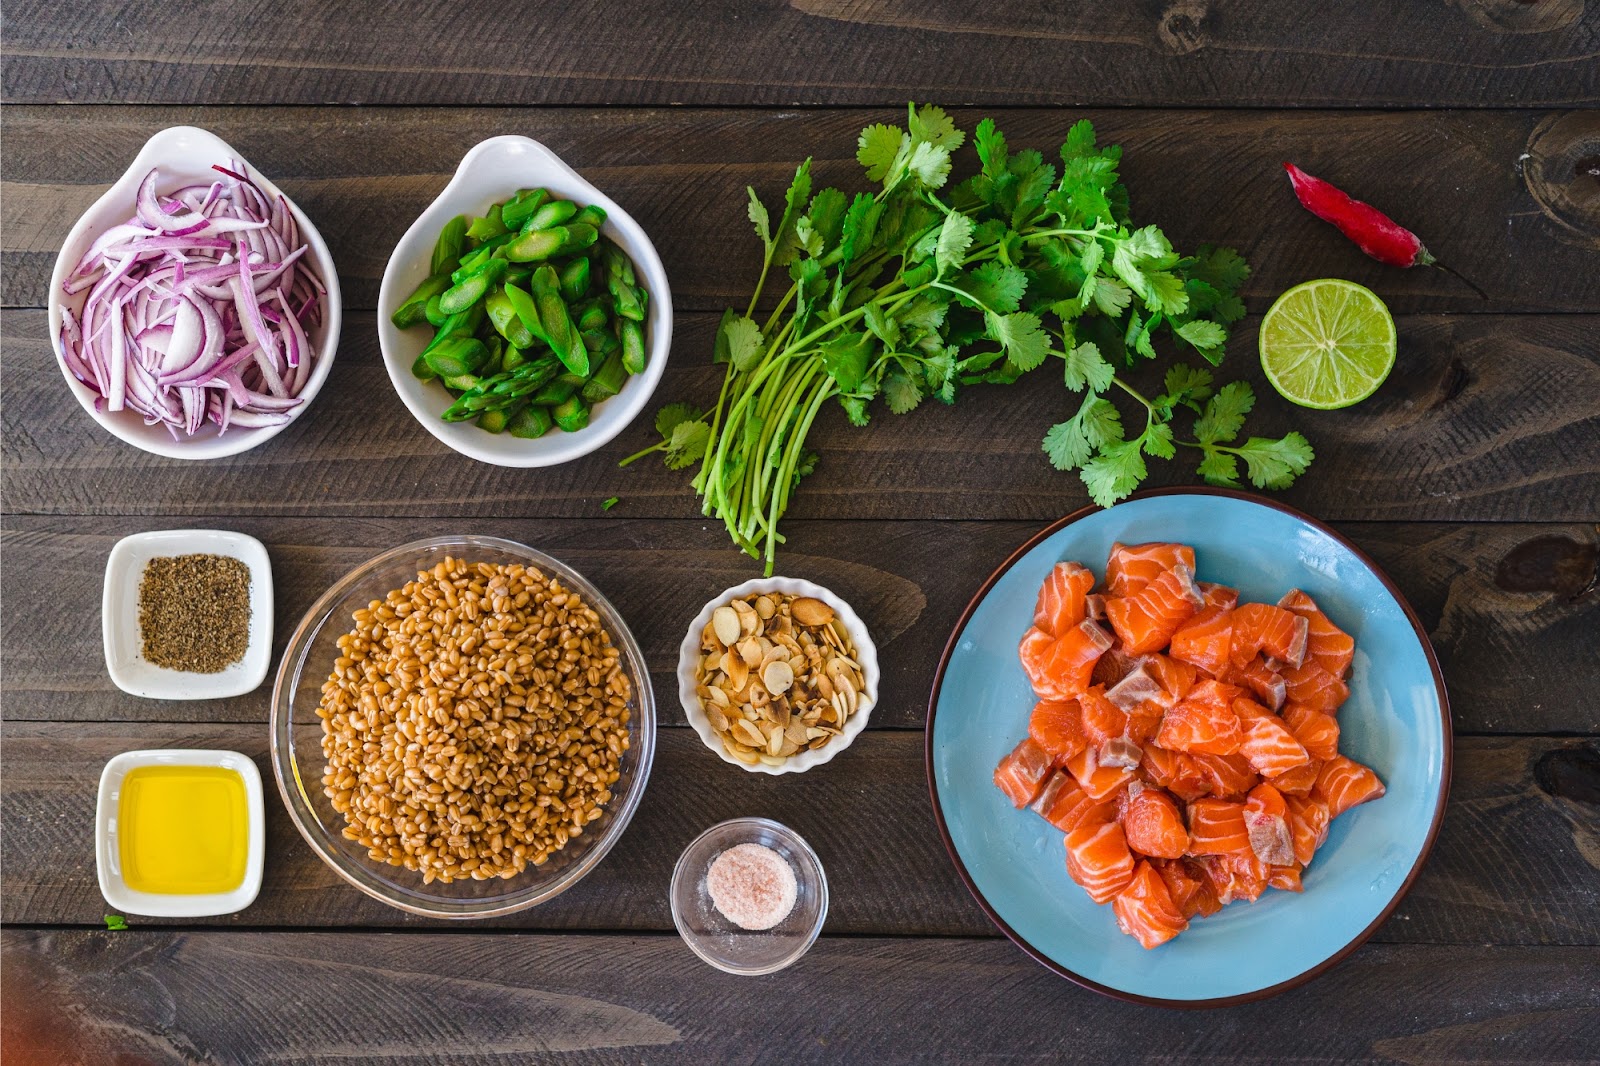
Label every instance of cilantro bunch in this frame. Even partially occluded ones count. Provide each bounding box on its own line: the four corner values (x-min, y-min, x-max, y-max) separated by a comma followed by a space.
624, 105, 1312, 573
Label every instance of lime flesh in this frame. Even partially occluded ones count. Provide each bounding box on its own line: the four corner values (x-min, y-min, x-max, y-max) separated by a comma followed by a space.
1259, 279, 1397, 410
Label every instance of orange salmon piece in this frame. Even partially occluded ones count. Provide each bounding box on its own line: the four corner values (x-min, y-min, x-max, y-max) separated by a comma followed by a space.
1105, 542, 1197, 598
1281, 659, 1350, 714
1036, 619, 1116, 699
1043, 774, 1118, 833
1144, 652, 1198, 705
1198, 582, 1240, 610
1153, 857, 1223, 919
1065, 820, 1137, 904
1106, 565, 1205, 655
1018, 627, 1070, 701
1034, 561, 1097, 637
1230, 602, 1310, 669
1187, 798, 1251, 856
1168, 605, 1234, 677
1155, 679, 1244, 756
1269, 864, 1304, 892
1282, 702, 1341, 761
1113, 860, 1189, 948
1078, 685, 1128, 746
1191, 751, 1260, 798
1279, 589, 1355, 679
1287, 795, 1331, 866
994, 737, 1054, 807
1224, 655, 1287, 710
1267, 758, 1322, 797
1028, 699, 1088, 761
1239, 713, 1311, 778
1141, 745, 1211, 803
1244, 782, 1295, 866
1122, 787, 1190, 859
1065, 745, 1135, 800
1316, 755, 1386, 819
1090, 644, 1140, 689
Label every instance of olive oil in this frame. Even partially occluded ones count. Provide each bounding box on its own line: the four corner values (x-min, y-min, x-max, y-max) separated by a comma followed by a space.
118, 765, 248, 894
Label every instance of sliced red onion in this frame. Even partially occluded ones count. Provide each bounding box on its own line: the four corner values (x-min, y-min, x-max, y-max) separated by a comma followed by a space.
58, 162, 324, 438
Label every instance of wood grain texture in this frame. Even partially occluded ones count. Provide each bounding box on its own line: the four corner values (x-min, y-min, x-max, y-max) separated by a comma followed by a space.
6, 930, 1599, 1064
2, 517, 1596, 733
3, 0, 1597, 108
5, 723, 1598, 945
5, 312, 1598, 524
7, 106, 1600, 314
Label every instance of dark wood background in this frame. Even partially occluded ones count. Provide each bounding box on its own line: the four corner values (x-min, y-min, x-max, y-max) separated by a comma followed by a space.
3, 2, 1598, 1062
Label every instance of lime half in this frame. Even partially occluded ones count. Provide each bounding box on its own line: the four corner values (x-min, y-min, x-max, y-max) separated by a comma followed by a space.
1259, 279, 1396, 410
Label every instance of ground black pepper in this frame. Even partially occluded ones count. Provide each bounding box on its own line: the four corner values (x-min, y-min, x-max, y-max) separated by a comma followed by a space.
138, 554, 251, 673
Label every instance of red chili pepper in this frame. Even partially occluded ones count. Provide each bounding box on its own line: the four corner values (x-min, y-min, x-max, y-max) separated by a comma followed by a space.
1283, 163, 1486, 299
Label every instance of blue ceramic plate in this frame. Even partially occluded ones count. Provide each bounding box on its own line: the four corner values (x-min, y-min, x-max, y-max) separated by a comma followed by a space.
926, 489, 1451, 1006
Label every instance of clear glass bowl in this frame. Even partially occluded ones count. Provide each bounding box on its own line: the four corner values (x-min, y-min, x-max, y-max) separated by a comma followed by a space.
670, 817, 828, 975
269, 534, 655, 918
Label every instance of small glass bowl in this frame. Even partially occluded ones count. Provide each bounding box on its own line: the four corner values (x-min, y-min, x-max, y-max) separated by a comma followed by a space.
670, 817, 828, 975
269, 534, 655, 918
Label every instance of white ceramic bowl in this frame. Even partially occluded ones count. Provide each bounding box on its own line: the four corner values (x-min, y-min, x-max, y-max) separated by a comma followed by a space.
95, 748, 266, 918
102, 529, 274, 700
679, 577, 879, 775
377, 136, 672, 468
47, 125, 342, 460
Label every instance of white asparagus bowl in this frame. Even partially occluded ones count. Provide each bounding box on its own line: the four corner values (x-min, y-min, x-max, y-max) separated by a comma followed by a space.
376, 135, 672, 467
47, 125, 342, 460
679, 577, 879, 775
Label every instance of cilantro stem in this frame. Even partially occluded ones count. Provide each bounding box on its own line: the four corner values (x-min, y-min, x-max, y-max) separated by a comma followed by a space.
617, 439, 668, 468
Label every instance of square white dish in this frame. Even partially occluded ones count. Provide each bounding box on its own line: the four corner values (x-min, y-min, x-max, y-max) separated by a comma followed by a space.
102, 529, 274, 700
95, 748, 266, 918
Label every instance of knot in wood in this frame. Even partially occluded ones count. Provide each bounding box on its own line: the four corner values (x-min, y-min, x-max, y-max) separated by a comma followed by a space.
1523, 112, 1600, 248
1157, 1, 1209, 55
1450, 0, 1584, 33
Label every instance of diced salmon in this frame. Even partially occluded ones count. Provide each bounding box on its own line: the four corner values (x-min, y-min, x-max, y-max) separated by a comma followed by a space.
1085, 593, 1108, 623
1106, 661, 1169, 713
1113, 860, 1189, 949
1316, 755, 1386, 819
1042, 619, 1116, 698
1090, 644, 1140, 688
1168, 605, 1234, 677
1078, 685, 1128, 746
1239, 713, 1311, 778
1280, 659, 1350, 714
1279, 589, 1355, 679
1153, 857, 1223, 919
1143, 652, 1198, 705
1224, 655, 1287, 710
1155, 679, 1243, 756
1267, 758, 1322, 797
1230, 603, 1310, 669
1287, 795, 1331, 866
1105, 542, 1196, 598
1034, 561, 1097, 637
1122, 787, 1190, 859
1244, 782, 1295, 866
1065, 821, 1137, 904
1268, 864, 1304, 892
1187, 798, 1251, 856
1141, 745, 1211, 803
1065, 745, 1135, 800
1282, 703, 1341, 761
1190, 751, 1260, 799
1100, 735, 1145, 771
1042, 774, 1118, 833
1018, 626, 1071, 701
1226, 854, 1270, 903
1028, 699, 1088, 761
1198, 582, 1240, 610
1028, 770, 1074, 822
1191, 853, 1266, 905
1106, 566, 1205, 655
994, 737, 1053, 808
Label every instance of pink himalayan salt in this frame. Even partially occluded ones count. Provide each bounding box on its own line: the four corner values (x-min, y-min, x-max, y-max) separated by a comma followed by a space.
705, 843, 797, 931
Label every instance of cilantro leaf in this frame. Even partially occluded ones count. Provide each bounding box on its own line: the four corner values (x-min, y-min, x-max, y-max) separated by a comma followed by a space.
1197, 448, 1241, 487
986, 311, 1049, 371
1080, 239, 1105, 278
601, 496, 619, 511
1192, 244, 1251, 293
858, 124, 906, 184
975, 117, 1008, 180
839, 394, 871, 427
665, 419, 710, 470
746, 188, 772, 251
797, 187, 849, 258
1176, 319, 1228, 353
958, 261, 1027, 314
1043, 393, 1121, 471
839, 193, 881, 266
724, 316, 765, 371
863, 303, 901, 348
771, 160, 814, 266
1236, 432, 1315, 490
909, 104, 965, 150
1081, 437, 1147, 507
821, 331, 873, 392
906, 142, 953, 189
1091, 276, 1132, 317
1194, 380, 1255, 444
884, 368, 923, 414
935, 210, 975, 275
1061, 119, 1097, 161
655, 402, 704, 438
1139, 420, 1176, 460
1161, 364, 1214, 412
1063, 341, 1115, 393
1011, 162, 1057, 229
1043, 419, 1092, 471
1144, 271, 1189, 315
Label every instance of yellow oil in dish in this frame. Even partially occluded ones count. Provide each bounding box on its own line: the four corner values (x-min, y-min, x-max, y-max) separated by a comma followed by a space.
118, 765, 248, 894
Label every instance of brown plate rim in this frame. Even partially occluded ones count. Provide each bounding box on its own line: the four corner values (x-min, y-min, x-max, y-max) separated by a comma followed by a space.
922, 486, 1455, 1009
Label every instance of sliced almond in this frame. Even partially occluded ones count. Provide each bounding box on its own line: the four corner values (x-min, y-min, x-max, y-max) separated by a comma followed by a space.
724, 651, 749, 693
805, 727, 830, 741
762, 659, 795, 696
770, 696, 792, 729
815, 674, 835, 700
790, 596, 835, 627
737, 636, 763, 668
761, 641, 788, 667
733, 599, 760, 637
711, 606, 741, 647
748, 679, 771, 708
759, 754, 788, 767
767, 726, 784, 756
700, 621, 720, 652
706, 685, 730, 708
779, 736, 802, 757
722, 735, 759, 764
734, 719, 766, 748
755, 595, 776, 619
705, 705, 729, 733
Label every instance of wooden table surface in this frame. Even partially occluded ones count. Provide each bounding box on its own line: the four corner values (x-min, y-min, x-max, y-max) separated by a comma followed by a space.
4, 3, 1599, 1062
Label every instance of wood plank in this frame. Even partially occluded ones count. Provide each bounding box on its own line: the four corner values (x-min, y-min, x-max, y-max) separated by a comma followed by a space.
6, 930, 1599, 1063
5, 723, 1598, 946
4, 312, 1597, 525
2, 517, 1596, 733
3, 1, 1597, 108
6, 107, 1600, 314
